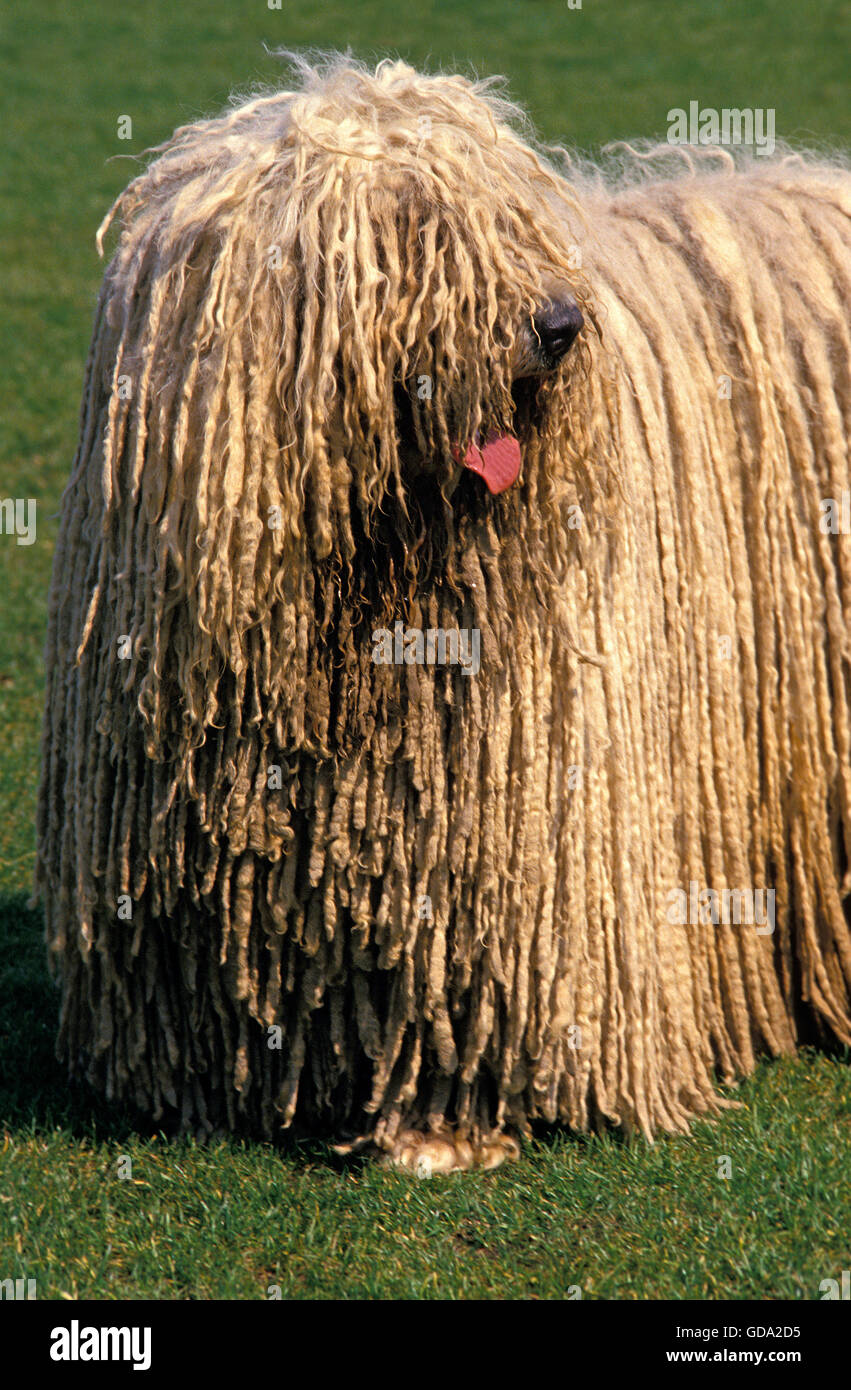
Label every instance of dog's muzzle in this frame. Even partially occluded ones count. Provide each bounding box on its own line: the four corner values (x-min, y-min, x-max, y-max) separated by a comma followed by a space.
451, 297, 584, 496
532, 300, 584, 364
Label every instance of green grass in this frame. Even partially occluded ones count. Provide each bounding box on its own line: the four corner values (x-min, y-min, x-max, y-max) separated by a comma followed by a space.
1, 0, 850, 1299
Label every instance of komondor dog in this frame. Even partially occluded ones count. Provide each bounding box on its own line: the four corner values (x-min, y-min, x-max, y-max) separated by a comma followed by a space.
35, 56, 851, 1171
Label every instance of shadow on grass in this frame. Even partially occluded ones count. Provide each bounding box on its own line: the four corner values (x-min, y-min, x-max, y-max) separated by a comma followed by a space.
0, 890, 145, 1144
0, 890, 365, 1168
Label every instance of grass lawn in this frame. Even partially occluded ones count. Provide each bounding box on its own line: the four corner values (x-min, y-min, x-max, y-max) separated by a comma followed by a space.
1, 0, 849, 1299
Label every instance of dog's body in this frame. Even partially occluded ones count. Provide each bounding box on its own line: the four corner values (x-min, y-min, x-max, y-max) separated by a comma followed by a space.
36, 58, 851, 1169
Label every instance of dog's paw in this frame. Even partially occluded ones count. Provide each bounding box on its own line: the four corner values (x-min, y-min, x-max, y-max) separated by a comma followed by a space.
383, 1129, 520, 1176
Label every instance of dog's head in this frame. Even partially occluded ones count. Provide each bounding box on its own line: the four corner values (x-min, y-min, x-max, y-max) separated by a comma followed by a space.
90, 56, 600, 755
270, 57, 590, 513
99, 56, 592, 583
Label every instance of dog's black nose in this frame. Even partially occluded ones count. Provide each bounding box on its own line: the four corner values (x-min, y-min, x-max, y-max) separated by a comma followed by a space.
533, 300, 584, 361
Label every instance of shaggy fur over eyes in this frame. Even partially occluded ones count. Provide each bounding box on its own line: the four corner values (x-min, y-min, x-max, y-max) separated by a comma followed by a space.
35, 54, 851, 1163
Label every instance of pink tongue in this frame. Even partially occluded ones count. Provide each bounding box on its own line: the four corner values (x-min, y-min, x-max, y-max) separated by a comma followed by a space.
453, 431, 522, 495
